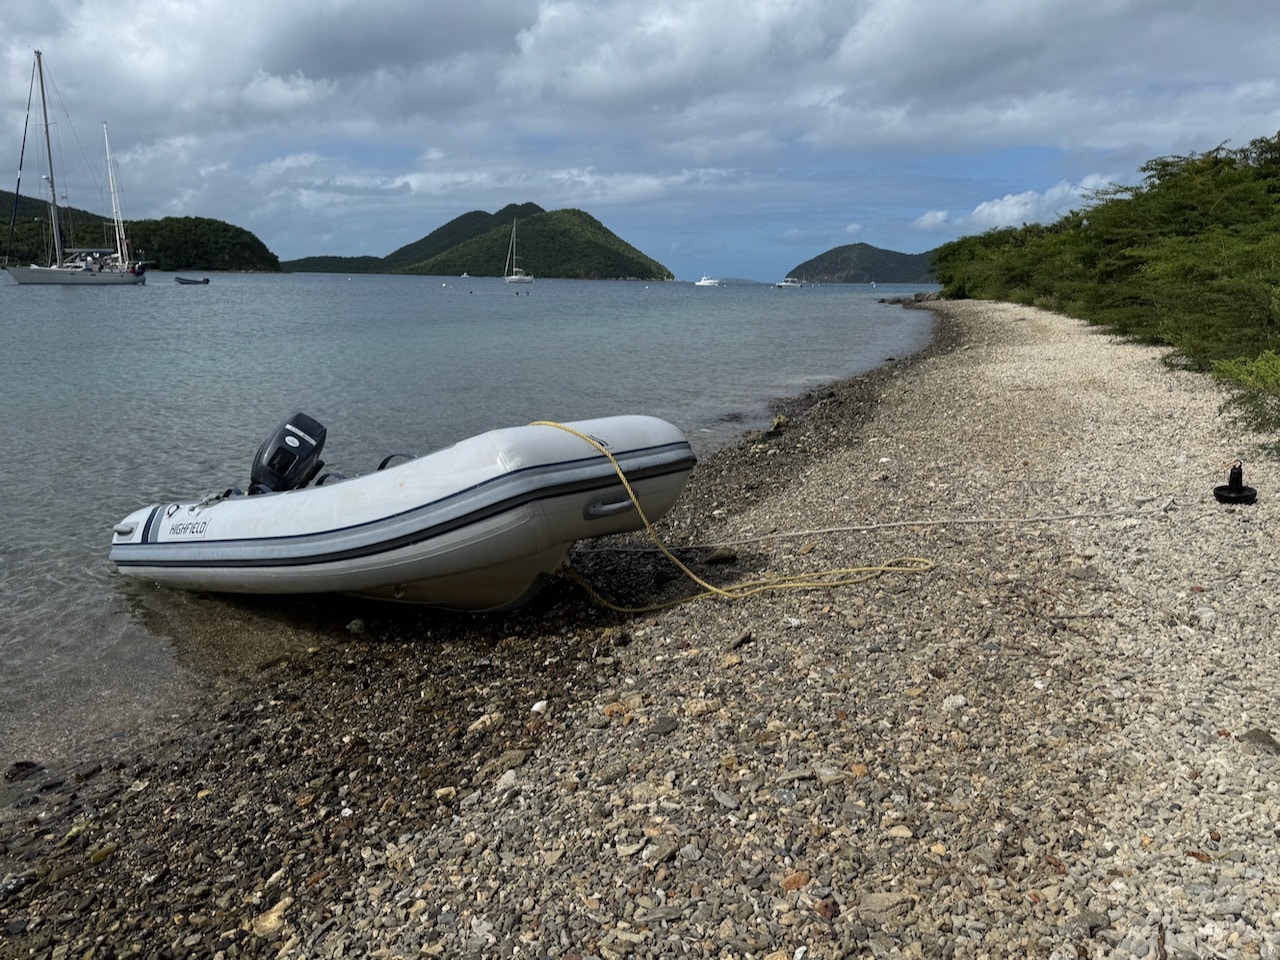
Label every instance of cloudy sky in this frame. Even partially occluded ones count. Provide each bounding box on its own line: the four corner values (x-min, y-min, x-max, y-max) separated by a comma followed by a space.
4, 0, 1277, 281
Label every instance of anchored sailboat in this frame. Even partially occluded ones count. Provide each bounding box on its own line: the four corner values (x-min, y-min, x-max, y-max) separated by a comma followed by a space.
503, 217, 533, 283
4, 51, 146, 285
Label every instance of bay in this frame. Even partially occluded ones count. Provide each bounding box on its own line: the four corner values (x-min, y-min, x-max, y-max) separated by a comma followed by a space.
0, 272, 936, 761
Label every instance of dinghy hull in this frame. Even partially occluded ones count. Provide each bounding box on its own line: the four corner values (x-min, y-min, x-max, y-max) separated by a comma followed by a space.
110, 415, 696, 611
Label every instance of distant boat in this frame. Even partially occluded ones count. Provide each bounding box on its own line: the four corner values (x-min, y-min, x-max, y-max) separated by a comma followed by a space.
4, 52, 147, 286
503, 218, 534, 284
775, 277, 802, 288
174, 276, 209, 285
694, 276, 720, 287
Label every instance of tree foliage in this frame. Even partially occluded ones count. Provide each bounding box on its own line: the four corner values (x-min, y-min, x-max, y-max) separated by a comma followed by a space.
3, 191, 280, 272
129, 217, 280, 271
930, 132, 1280, 448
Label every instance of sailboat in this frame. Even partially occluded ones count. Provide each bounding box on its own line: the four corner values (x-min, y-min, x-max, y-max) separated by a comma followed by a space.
4, 51, 146, 285
503, 217, 533, 283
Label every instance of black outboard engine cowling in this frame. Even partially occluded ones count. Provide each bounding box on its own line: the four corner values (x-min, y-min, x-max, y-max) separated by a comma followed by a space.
249, 412, 327, 492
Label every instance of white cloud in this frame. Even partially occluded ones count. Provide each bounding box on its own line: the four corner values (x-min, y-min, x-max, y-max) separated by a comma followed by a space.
960, 175, 1116, 232
258, 152, 324, 175
914, 210, 951, 232
242, 70, 334, 111
966, 190, 1060, 230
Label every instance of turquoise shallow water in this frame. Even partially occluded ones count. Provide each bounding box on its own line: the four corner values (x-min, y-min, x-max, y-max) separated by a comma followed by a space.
0, 272, 936, 760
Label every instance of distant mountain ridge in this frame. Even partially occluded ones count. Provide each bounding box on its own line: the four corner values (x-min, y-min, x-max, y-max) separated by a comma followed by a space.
787, 242, 936, 284
7, 186, 934, 282
283, 203, 674, 280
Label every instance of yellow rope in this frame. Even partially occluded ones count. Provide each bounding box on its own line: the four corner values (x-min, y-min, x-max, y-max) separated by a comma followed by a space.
530, 420, 934, 613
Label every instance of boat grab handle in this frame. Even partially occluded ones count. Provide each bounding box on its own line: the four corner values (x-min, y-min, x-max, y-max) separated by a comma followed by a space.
584, 497, 636, 520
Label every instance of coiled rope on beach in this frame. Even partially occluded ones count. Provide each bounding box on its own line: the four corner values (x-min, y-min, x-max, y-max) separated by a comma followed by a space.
531, 420, 935, 614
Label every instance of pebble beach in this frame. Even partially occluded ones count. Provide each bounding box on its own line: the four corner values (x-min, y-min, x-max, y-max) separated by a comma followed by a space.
3, 298, 1279, 959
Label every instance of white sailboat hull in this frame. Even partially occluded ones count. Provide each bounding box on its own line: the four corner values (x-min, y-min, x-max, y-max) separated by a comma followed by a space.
109, 415, 696, 611
6, 264, 145, 285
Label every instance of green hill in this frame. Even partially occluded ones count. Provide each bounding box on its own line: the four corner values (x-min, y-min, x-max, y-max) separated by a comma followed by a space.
3, 190, 279, 271
128, 217, 280, 272
282, 203, 674, 280
787, 242, 936, 283
383, 202, 544, 272
2, 188, 63, 222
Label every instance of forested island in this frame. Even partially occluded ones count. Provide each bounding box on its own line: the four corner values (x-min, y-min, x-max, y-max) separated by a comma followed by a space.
785, 243, 935, 284
129, 217, 280, 272
1, 191, 279, 272
282, 203, 673, 280
931, 131, 1280, 448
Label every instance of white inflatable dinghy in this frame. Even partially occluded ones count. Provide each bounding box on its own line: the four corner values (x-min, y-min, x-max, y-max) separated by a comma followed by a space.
109, 412, 696, 611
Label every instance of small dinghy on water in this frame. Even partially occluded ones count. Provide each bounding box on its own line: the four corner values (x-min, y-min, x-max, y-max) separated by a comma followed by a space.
109, 413, 696, 611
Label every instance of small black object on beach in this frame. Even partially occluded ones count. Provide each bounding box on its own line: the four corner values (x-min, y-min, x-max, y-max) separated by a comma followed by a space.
1213, 460, 1257, 504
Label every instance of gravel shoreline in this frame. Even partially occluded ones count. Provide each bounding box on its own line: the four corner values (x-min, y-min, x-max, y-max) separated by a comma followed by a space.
4, 299, 1279, 958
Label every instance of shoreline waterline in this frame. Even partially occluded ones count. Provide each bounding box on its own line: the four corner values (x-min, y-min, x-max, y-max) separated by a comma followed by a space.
0, 278, 938, 765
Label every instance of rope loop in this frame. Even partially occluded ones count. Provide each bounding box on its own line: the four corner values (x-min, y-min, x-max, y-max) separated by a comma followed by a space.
530, 420, 934, 613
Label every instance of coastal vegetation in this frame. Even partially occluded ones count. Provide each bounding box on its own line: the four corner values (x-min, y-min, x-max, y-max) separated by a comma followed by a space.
931, 132, 1280, 447
787, 242, 935, 284
2, 191, 279, 271
283, 203, 674, 280
128, 217, 279, 272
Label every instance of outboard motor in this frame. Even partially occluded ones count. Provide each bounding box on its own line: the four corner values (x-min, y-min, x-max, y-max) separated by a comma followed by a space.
249, 412, 327, 492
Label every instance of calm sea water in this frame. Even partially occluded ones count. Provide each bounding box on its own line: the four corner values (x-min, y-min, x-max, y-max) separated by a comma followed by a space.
0, 272, 936, 761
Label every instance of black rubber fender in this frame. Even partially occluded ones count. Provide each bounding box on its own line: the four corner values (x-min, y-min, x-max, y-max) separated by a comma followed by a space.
1214, 460, 1257, 504
1214, 483, 1257, 504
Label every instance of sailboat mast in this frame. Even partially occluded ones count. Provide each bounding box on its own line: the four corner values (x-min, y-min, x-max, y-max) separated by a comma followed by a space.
33, 50, 64, 267
103, 123, 129, 263
506, 217, 516, 277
